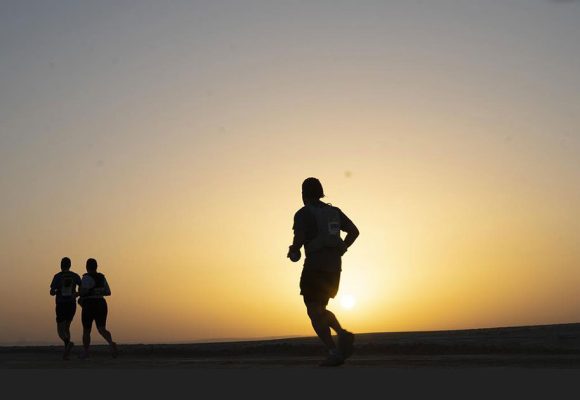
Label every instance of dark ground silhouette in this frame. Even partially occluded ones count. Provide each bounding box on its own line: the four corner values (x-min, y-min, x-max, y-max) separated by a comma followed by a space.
2, 322, 579, 369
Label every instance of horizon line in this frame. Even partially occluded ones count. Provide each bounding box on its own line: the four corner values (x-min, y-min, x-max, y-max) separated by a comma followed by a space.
2, 321, 579, 348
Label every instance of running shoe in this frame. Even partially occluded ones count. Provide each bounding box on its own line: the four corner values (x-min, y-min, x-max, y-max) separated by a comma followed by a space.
338, 330, 355, 358
62, 341, 74, 360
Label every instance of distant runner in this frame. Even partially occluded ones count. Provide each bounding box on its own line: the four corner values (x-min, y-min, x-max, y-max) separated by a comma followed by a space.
49, 257, 81, 360
287, 177, 360, 366
78, 258, 118, 359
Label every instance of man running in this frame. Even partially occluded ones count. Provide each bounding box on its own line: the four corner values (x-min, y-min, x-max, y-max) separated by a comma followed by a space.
287, 177, 360, 366
78, 258, 118, 359
49, 257, 81, 360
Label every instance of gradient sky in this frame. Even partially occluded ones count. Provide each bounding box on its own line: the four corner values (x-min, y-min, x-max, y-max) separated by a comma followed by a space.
1, 0, 579, 345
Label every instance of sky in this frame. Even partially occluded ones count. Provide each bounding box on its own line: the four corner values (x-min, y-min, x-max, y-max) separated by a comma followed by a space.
1, 0, 579, 345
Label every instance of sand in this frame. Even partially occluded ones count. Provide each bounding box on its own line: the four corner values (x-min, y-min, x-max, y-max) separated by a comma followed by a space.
1, 322, 579, 369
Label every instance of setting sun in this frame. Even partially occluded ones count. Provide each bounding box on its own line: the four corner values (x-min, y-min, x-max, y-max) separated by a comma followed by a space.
340, 295, 356, 310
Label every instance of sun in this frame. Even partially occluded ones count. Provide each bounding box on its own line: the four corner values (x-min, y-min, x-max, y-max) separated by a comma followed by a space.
339, 294, 356, 310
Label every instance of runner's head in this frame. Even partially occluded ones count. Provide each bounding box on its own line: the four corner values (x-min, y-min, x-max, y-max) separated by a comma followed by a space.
61, 257, 71, 271
86, 258, 98, 273
302, 177, 325, 202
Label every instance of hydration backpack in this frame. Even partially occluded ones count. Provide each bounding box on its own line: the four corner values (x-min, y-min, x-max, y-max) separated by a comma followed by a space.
60, 272, 75, 297
85, 272, 106, 296
304, 204, 344, 254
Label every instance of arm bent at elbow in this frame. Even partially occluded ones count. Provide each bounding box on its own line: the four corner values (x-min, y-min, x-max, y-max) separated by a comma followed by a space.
342, 225, 360, 254
103, 280, 111, 296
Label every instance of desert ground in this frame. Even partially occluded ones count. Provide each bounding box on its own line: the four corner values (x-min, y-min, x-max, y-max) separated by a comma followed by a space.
1, 323, 579, 369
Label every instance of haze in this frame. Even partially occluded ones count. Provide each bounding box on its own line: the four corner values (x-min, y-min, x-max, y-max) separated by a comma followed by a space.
1, 0, 579, 345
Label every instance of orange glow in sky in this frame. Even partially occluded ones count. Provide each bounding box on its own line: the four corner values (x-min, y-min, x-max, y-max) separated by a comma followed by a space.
1, 1, 579, 345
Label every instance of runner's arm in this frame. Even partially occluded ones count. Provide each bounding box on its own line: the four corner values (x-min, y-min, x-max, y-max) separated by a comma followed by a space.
342, 223, 359, 251
288, 210, 306, 257
102, 279, 111, 296
340, 212, 359, 254
74, 275, 82, 297
49, 277, 58, 296
288, 230, 305, 256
